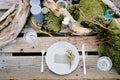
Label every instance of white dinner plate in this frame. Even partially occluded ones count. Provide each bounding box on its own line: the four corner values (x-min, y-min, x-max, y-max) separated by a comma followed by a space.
46, 41, 80, 75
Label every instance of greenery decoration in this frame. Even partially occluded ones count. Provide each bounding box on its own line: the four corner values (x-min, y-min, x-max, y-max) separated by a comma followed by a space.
43, 12, 63, 32
79, 0, 120, 74
42, 0, 120, 73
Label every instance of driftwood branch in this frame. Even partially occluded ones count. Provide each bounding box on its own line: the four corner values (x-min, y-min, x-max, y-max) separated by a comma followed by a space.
43, 0, 92, 35
102, 0, 120, 16
0, 11, 16, 31
0, 0, 30, 49
0, 4, 17, 22
80, 10, 111, 31
30, 16, 54, 37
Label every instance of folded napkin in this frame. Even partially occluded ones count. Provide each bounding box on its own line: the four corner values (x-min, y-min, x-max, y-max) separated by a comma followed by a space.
54, 54, 69, 64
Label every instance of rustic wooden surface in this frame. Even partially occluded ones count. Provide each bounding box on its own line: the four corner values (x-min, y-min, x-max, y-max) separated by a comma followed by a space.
0, 37, 98, 53
0, 0, 19, 10
0, 56, 119, 79
0, 0, 120, 80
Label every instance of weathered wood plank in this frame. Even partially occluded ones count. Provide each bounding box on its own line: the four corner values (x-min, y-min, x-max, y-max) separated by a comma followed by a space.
0, 37, 98, 53
0, 11, 6, 17
0, 0, 19, 10
0, 56, 119, 79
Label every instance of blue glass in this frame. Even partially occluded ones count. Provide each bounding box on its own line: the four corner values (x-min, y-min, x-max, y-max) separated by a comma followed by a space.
56, 1, 68, 8
31, 5, 44, 24
104, 9, 114, 20
57, 2, 66, 8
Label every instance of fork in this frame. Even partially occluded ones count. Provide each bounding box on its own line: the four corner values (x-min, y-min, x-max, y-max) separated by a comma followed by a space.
41, 50, 45, 72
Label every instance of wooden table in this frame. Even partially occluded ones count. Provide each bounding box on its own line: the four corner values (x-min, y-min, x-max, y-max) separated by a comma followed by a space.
0, 0, 120, 79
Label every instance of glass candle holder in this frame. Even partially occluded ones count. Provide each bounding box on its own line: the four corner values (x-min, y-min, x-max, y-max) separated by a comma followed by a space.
30, 5, 44, 24
104, 9, 114, 20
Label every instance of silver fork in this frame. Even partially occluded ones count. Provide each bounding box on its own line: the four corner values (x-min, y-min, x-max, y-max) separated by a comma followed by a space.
41, 50, 45, 72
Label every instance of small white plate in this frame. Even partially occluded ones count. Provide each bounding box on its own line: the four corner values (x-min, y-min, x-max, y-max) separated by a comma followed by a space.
46, 41, 80, 75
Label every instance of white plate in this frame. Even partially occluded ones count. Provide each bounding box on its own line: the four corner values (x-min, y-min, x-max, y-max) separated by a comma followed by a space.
46, 41, 80, 75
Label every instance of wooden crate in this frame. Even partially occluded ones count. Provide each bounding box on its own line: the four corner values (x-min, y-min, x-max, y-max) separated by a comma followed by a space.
0, 0, 120, 80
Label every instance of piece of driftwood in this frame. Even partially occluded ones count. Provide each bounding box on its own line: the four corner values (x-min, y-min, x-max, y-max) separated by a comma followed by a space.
43, 0, 75, 21
113, 0, 120, 9
43, 0, 92, 35
0, 0, 30, 49
0, 11, 16, 31
0, 4, 17, 22
102, 0, 120, 16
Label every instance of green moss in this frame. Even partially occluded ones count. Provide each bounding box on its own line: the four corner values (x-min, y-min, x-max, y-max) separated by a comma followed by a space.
98, 22, 120, 74
42, 0, 120, 74
79, 0, 107, 18
98, 42, 120, 74
78, 0, 120, 74
43, 12, 63, 32
77, 0, 107, 31
108, 20, 120, 30
67, 4, 80, 21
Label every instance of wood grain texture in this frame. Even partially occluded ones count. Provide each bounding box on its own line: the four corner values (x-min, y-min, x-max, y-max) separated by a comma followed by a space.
0, 56, 119, 79
0, 0, 19, 10
0, 10, 16, 31
0, 36, 98, 53
0, 4, 16, 22
0, 1, 30, 49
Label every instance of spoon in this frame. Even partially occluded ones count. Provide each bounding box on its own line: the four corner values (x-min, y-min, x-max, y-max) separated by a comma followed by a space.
41, 50, 45, 72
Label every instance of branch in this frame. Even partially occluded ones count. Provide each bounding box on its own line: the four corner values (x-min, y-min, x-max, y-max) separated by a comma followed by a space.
80, 10, 111, 31
101, 0, 120, 16
0, 11, 16, 31
0, 4, 17, 22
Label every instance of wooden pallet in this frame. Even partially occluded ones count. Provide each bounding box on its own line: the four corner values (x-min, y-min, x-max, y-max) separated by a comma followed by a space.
0, 0, 120, 80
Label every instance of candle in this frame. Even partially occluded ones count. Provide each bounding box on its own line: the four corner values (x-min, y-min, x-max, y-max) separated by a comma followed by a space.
24, 28, 37, 45
56, 0, 68, 8
30, 5, 44, 24
30, 0, 41, 6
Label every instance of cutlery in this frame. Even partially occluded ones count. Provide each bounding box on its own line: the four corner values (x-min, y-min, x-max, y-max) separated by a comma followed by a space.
82, 44, 86, 75
41, 50, 45, 72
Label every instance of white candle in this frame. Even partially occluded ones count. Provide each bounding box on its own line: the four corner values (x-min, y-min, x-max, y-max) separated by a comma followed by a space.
30, 0, 41, 6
